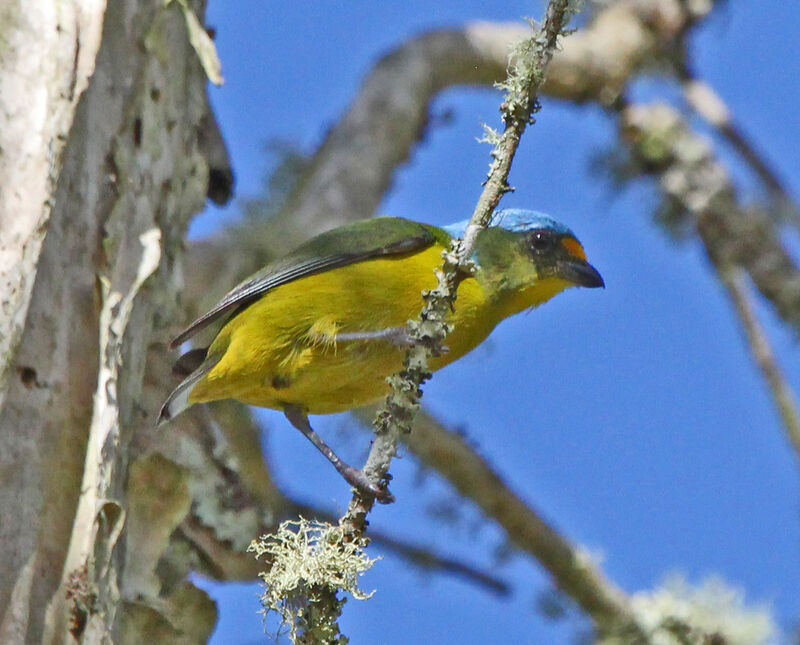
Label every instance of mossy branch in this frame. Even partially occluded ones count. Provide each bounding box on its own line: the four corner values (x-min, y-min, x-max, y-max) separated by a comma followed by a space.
255, 2, 583, 642
346, 0, 582, 535
617, 102, 800, 464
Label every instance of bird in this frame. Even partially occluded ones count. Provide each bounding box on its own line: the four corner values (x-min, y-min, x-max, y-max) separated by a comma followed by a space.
159, 209, 603, 500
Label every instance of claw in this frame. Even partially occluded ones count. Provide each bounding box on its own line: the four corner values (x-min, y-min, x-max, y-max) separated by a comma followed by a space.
341, 465, 395, 503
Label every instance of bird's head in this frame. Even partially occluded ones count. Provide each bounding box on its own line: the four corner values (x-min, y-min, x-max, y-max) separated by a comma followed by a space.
454, 209, 604, 315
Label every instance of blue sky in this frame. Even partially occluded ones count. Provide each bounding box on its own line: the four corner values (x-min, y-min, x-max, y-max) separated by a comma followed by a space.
192, 2, 800, 642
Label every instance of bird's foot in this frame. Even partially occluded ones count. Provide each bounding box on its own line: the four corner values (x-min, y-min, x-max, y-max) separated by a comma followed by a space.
339, 464, 395, 504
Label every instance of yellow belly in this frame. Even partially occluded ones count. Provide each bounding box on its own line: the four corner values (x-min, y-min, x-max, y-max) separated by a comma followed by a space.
188, 245, 500, 414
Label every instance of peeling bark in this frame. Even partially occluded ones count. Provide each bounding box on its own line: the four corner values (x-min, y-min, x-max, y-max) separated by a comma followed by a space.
0, 0, 225, 642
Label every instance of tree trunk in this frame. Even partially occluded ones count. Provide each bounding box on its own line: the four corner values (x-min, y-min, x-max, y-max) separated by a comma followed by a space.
0, 1, 227, 642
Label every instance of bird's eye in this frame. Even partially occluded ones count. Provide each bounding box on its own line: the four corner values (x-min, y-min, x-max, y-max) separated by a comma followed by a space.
529, 230, 552, 252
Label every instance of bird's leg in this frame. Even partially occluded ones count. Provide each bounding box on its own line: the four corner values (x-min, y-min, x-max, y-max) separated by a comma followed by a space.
283, 404, 395, 503
336, 326, 449, 352
336, 326, 414, 346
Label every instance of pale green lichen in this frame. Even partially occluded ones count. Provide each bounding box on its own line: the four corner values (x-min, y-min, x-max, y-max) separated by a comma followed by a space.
495, 20, 545, 115
248, 518, 380, 643
495, 1, 582, 121
477, 123, 502, 147
599, 574, 776, 645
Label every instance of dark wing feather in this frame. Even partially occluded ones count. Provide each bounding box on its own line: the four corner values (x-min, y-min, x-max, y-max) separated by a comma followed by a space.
169, 217, 437, 348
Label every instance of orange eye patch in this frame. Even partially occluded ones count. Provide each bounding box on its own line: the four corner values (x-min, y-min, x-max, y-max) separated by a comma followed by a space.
561, 236, 586, 260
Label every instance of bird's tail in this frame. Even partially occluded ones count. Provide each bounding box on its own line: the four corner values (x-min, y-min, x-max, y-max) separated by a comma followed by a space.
157, 347, 217, 426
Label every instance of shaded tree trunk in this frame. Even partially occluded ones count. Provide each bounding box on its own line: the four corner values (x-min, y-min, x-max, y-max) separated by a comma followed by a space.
0, 1, 228, 642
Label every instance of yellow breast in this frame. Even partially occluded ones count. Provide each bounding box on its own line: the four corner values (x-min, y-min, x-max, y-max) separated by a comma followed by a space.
188, 244, 500, 414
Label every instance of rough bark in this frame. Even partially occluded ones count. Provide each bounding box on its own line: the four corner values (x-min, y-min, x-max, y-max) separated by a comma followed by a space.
0, 0, 227, 642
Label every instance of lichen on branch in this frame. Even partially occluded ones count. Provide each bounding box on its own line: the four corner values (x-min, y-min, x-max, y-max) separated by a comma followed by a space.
249, 518, 379, 643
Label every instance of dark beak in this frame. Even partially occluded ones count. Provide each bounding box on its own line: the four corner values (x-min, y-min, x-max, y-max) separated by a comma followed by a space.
557, 259, 605, 288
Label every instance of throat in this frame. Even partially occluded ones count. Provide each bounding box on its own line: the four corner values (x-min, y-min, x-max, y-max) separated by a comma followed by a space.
497, 278, 572, 318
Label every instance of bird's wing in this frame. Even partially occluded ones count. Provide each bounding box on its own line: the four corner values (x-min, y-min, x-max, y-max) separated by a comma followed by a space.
170, 217, 440, 348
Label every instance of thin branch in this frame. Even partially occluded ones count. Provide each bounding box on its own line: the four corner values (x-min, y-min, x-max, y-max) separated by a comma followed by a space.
360, 528, 511, 597
716, 268, 800, 463
343, 0, 579, 537
304, 2, 582, 641
459, 1, 575, 256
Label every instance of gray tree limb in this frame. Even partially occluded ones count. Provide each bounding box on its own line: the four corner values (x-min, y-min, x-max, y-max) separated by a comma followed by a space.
0, 0, 228, 642
618, 102, 800, 335
618, 102, 800, 462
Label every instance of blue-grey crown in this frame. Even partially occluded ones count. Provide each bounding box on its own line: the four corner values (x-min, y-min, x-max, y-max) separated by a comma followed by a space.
443, 208, 575, 239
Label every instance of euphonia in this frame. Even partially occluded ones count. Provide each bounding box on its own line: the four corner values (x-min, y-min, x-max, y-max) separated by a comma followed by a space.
160, 209, 603, 499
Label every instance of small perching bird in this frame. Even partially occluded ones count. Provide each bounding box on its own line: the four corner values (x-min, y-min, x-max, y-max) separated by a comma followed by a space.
159, 209, 604, 500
